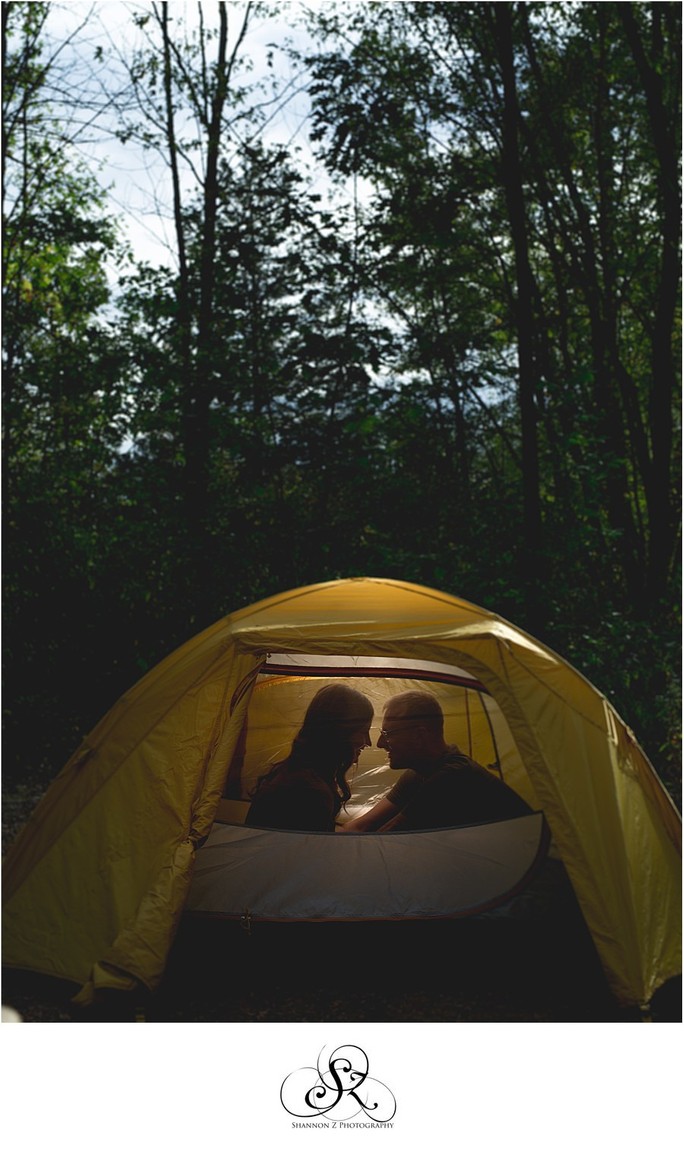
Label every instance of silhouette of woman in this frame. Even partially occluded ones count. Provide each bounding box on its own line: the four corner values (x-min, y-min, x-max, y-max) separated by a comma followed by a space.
245, 684, 373, 831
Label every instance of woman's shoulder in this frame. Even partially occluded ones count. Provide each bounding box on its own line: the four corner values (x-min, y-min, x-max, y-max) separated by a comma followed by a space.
278, 765, 331, 790
246, 764, 336, 831
254, 766, 333, 807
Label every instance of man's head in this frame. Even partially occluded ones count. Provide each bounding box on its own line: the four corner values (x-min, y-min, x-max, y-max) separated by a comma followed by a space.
377, 691, 446, 774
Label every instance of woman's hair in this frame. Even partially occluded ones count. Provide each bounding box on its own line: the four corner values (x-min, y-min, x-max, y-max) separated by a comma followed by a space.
250, 684, 373, 808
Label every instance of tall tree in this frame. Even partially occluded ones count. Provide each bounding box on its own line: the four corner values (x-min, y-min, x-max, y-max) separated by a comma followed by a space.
304, 0, 681, 620
2, 1, 129, 775
112, 1, 260, 610
619, 2, 681, 600
490, 1, 544, 626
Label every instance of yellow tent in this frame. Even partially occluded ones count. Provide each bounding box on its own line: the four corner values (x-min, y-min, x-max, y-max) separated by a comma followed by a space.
2, 577, 681, 1009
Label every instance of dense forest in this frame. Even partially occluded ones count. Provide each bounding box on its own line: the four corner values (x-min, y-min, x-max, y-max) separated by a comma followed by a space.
2, 1, 681, 806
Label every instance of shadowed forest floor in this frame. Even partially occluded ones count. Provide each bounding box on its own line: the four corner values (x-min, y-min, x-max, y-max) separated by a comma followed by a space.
3, 914, 681, 1024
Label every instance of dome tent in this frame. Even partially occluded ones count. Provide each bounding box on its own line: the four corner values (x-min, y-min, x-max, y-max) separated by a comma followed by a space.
2, 577, 681, 1010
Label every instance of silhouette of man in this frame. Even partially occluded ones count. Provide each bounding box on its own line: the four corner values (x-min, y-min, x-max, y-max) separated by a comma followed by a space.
339, 690, 532, 832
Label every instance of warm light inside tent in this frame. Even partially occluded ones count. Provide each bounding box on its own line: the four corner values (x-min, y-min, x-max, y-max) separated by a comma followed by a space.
220, 653, 541, 824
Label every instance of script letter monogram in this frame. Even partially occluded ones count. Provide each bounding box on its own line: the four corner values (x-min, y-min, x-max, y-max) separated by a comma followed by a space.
281, 1044, 396, 1124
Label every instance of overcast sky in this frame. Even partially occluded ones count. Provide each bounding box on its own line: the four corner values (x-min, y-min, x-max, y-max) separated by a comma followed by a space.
42, 1, 336, 268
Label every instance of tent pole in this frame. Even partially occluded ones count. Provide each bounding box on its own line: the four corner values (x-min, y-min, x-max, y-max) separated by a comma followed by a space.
479, 693, 503, 779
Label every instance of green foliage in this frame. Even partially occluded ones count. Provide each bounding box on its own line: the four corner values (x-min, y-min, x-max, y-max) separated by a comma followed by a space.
2, 2, 680, 804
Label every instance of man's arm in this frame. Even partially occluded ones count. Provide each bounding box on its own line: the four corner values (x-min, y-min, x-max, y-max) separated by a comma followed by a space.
336, 795, 400, 833
377, 810, 408, 832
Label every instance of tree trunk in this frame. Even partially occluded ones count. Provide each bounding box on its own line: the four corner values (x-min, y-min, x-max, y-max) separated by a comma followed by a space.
160, 1, 194, 518
492, 2, 544, 630
620, 2, 681, 601
189, 0, 231, 539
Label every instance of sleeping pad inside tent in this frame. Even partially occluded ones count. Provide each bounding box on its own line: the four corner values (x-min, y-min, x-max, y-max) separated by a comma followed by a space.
2, 578, 681, 1014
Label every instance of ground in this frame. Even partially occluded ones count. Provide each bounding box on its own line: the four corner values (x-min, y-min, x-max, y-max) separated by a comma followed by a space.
3, 901, 681, 1024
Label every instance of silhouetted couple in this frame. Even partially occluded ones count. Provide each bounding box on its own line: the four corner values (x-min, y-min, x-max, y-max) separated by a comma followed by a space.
245, 685, 531, 833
